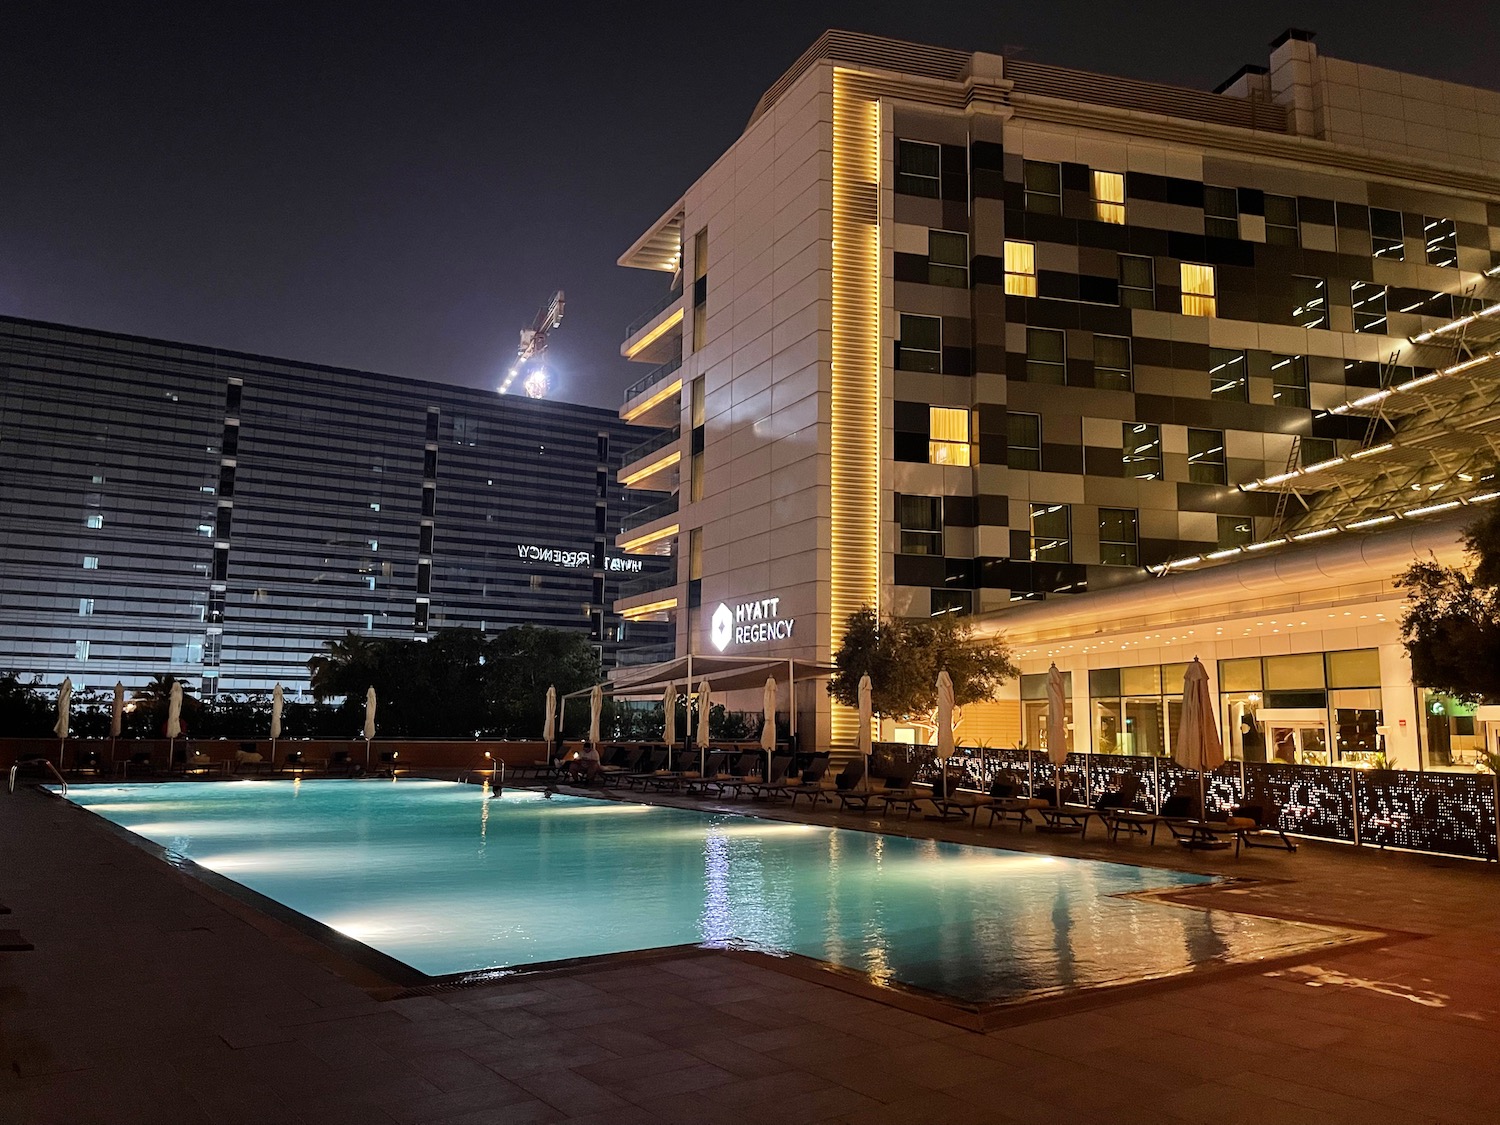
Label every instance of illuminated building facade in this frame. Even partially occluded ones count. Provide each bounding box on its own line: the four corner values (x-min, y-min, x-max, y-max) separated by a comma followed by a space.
614, 29, 1500, 765
0, 315, 670, 694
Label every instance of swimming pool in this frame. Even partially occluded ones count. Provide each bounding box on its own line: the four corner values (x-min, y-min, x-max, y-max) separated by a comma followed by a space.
66, 781, 1352, 1004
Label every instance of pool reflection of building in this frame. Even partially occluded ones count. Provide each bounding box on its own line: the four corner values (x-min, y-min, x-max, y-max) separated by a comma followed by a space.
0, 315, 671, 693
609, 27, 1500, 772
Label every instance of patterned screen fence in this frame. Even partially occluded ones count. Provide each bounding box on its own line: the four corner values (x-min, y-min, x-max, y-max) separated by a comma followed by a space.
868, 743, 1499, 861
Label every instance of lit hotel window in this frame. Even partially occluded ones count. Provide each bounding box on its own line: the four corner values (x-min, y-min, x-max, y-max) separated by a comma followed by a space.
1180, 263, 1217, 317
1004, 241, 1036, 297
928, 408, 971, 466
1092, 171, 1125, 224
82, 555, 99, 570
1030, 503, 1071, 563
85, 514, 103, 529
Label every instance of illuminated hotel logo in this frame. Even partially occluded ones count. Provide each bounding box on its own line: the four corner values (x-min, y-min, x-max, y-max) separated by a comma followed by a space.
710, 597, 794, 651
516, 544, 643, 573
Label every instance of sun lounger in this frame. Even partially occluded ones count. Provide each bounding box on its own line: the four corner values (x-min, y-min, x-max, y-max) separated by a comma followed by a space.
620, 747, 670, 788
730, 753, 794, 799
598, 746, 647, 787
1100, 790, 1193, 843
783, 756, 835, 807
681, 751, 729, 795
705, 752, 763, 797
749, 753, 830, 804
838, 762, 915, 814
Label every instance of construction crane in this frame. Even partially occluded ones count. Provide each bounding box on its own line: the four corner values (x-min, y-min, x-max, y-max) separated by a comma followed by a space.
499, 289, 565, 398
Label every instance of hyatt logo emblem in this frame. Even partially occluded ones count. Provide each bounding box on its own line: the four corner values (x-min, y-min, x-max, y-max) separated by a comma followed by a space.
710, 603, 734, 651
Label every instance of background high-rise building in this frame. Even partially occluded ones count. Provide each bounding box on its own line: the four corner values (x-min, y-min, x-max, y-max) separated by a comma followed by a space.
0, 315, 671, 694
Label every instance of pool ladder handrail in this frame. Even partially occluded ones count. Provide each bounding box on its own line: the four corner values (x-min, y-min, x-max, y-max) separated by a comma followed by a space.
8, 758, 67, 797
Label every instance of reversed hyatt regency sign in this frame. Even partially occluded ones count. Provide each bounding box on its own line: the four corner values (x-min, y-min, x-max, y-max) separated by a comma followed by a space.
710, 597, 794, 651
516, 544, 643, 573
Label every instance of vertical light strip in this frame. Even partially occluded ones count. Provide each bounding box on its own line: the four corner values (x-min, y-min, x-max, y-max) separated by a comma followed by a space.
830, 69, 880, 745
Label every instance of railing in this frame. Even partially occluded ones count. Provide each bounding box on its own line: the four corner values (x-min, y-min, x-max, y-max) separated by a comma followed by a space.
617, 566, 678, 600
619, 426, 681, 469
623, 355, 683, 405
9, 758, 67, 796
614, 643, 678, 668
624, 285, 684, 340
870, 744, 1500, 861
618, 496, 679, 534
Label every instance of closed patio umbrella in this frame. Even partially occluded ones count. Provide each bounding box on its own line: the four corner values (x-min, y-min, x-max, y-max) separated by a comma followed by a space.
270, 683, 284, 765
54, 677, 72, 767
857, 673, 873, 790
588, 683, 603, 745
696, 679, 712, 776
1046, 664, 1068, 807
1174, 657, 1224, 818
109, 680, 124, 767
363, 686, 377, 766
662, 684, 676, 746
542, 684, 557, 745
936, 670, 955, 758
760, 676, 777, 778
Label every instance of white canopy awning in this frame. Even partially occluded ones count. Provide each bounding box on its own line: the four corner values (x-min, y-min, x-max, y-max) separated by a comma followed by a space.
563, 654, 837, 700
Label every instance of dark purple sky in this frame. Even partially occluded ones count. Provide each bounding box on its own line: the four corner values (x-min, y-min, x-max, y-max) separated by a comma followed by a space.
4, 1, 1495, 408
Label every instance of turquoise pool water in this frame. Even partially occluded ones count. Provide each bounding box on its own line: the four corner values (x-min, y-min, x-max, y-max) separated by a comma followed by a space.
66, 781, 1346, 1003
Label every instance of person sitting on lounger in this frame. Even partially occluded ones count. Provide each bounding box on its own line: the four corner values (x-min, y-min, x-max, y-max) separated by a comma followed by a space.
567, 745, 601, 783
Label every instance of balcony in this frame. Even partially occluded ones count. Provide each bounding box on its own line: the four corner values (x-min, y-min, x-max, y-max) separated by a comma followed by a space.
614, 642, 678, 668
617, 496, 679, 556
619, 496, 678, 533
620, 355, 683, 427
618, 426, 681, 491
621, 291, 683, 365
617, 565, 678, 601
625, 284, 683, 339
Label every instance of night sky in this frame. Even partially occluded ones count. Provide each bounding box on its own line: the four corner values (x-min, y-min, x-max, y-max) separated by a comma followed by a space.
5, 1, 1495, 408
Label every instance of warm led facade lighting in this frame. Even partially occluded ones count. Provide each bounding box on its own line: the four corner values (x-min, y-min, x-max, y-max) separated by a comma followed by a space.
620, 597, 678, 621
621, 377, 683, 422
1410, 298, 1500, 344
623, 307, 684, 359
829, 70, 880, 745
620, 449, 680, 487
618, 522, 680, 553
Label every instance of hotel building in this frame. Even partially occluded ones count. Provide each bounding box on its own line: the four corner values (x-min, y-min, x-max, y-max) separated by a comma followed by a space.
611, 28, 1500, 768
0, 315, 670, 694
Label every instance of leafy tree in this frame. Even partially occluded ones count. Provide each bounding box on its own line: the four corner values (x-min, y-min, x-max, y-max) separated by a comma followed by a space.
0, 672, 52, 737
1398, 509, 1500, 704
828, 605, 1018, 740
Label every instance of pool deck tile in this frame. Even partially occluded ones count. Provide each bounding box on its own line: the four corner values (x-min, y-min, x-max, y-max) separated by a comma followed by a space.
5, 782, 1500, 1124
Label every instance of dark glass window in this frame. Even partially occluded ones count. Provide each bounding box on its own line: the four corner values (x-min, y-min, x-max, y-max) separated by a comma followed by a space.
928, 230, 969, 288
1218, 515, 1253, 549
1023, 160, 1062, 214
898, 494, 943, 556
1093, 335, 1132, 391
1301, 437, 1337, 466
1122, 423, 1162, 479
416, 561, 431, 595
896, 314, 942, 373
422, 448, 438, 478
1203, 186, 1238, 239
419, 524, 434, 555
1187, 429, 1226, 485
1119, 255, 1154, 309
1271, 354, 1309, 408
421, 487, 436, 517
895, 140, 941, 197
1424, 216, 1458, 267
1290, 276, 1327, 329
1007, 412, 1041, 471
1209, 348, 1248, 401
1265, 194, 1299, 245
1026, 328, 1066, 385
221, 424, 239, 457
1030, 503, 1071, 563
931, 589, 972, 617
225, 381, 242, 414
1351, 281, 1388, 334
1370, 208, 1404, 260
1098, 508, 1138, 566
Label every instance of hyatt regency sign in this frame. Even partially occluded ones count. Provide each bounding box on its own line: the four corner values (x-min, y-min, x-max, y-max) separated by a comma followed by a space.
516, 544, 642, 573
710, 597, 794, 651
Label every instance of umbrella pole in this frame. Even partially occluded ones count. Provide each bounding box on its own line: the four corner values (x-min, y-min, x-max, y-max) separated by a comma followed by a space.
366, 737, 371, 770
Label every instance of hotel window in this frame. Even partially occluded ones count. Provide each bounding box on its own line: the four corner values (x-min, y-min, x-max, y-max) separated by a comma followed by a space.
1030, 503, 1071, 562
1187, 429, 1227, 485
451, 415, 480, 446
896, 314, 942, 373
1301, 437, 1337, 467
1091, 171, 1125, 224
1370, 208, 1404, 260
928, 230, 969, 288
1004, 241, 1037, 296
1290, 276, 1327, 329
898, 494, 943, 556
75, 640, 89, 662
691, 375, 705, 427
692, 227, 709, 350
1265, 194, 1299, 245
928, 407, 971, 466
1203, 186, 1239, 239
1098, 508, 1139, 566
82, 555, 99, 570
1026, 328, 1066, 385
79, 598, 94, 616
1122, 423, 1162, 479
1119, 255, 1154, 309
1271, 354, 1309, 408
688, 527, 703, 581
1209, 348, 1249, 401
416, 560, 431, 595
895, 140, 941, 198
931, 590, 972, 617
1007, 412, 1041, 471
1218, 515, 1254, 549
1424, 216, 1458, 267
1093, 335, 1132, 391
85, 514, 103, 529
1180, 263, 1216, 317
1351, 281, 1388, 333
690, 450, 704, 502
1023, 161, 1062, 215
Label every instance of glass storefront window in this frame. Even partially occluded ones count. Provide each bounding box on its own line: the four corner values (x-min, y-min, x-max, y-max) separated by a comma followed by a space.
1327, 649, 1381, 688
1123, 698, 1166, 756
1422, 692, 1481, 770
1219, 657, 1262, 693
1264, 653, 1326, 691
1120, 665, 1160, 695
